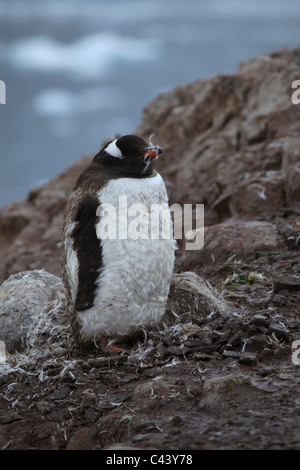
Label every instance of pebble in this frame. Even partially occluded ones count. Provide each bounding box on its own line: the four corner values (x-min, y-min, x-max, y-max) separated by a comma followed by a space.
222, 350, 241, 359
0, 412, 22, 424
273, 277, 300, 294
269, 323, 290, 341
239, 353, 257, 365
35, 400, 56, 414
48, 386, 70, 401
164, 345, 190, 357
250, 314, 269, 326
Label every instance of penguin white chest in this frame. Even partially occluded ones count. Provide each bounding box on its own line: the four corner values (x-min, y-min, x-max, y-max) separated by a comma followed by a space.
77, 172, 176, 341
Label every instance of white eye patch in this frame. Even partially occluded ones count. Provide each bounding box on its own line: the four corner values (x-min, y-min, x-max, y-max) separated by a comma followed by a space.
105, 139, 123, 159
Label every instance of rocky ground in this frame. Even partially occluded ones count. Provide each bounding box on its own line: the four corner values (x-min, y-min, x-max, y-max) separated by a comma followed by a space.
0, 46, 299, 450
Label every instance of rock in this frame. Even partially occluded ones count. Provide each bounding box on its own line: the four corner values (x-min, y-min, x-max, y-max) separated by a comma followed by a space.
272, 276, 300, 294
87, 357, 113, 368
284, 163, 300, 204
0, 412, 22, 424
222, 350, 241, 359
223, 171, 285, 219
268, 323, 290, 341
137, 46, 300, 225
0, 270, 65, 353
250, 314, 269, 327
227, 330, 245, 347
246, 334, 270, 352
164, 345, 189, 357
48, 386, 71, 401
166, 271, 232, 318
239, 353, 258, 365
181, 221, 285, 269
198, 374, 249, 415
133, 376, 173, 399
35, 401, 55, 415
66, 428, 94, 451
0, 204, 35, 239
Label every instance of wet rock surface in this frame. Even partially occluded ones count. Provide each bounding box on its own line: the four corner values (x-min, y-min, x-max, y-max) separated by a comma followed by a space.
0, 46, 300, 449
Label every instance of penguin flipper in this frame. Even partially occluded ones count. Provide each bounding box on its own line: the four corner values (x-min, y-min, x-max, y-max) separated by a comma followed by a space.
72, 195, 103, 311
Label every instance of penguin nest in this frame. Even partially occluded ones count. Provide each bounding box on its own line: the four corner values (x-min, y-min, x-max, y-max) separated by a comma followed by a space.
0, 270, 233, 382
0, 290, 77, 381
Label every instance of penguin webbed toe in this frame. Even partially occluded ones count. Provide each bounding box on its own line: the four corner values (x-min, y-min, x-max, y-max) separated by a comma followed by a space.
100, 336, 126, 353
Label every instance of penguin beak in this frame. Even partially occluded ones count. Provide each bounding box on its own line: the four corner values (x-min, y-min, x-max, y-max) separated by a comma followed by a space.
143, 145, 163, 160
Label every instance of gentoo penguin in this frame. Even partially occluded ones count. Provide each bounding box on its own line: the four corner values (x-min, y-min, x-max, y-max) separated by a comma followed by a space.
61, 135, 176, 352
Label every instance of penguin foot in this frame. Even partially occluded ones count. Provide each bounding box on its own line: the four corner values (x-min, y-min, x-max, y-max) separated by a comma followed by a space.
100, 336, 126, 353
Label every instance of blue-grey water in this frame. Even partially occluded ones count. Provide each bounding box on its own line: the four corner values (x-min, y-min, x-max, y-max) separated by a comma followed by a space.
0, 0, 300, 207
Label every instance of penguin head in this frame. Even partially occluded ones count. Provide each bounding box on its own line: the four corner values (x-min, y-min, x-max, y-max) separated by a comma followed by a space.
96, 135, 163, 177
